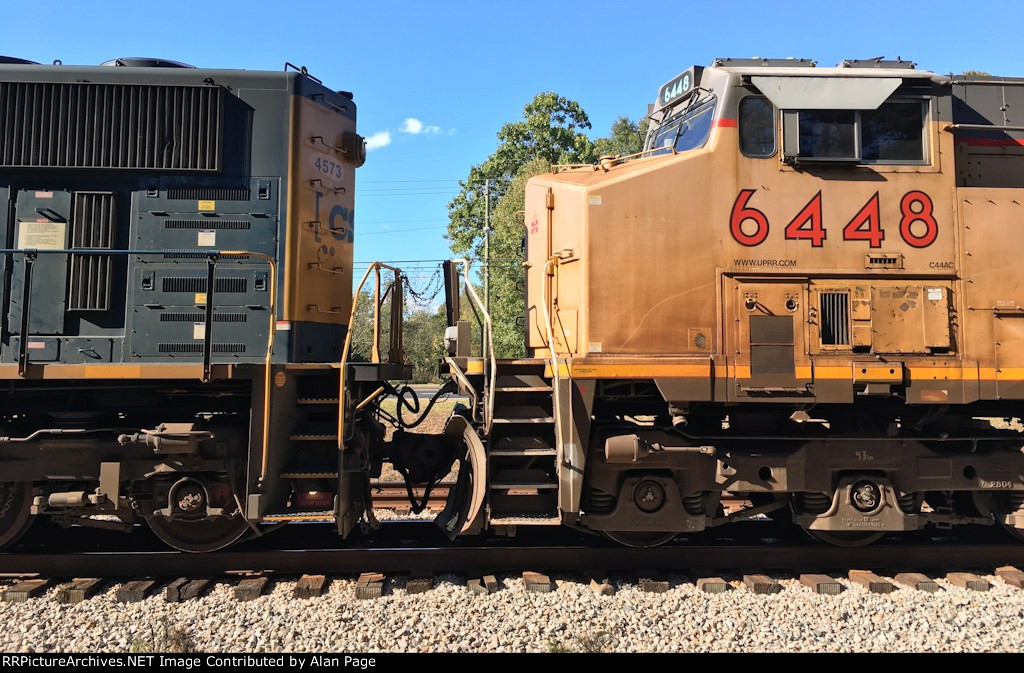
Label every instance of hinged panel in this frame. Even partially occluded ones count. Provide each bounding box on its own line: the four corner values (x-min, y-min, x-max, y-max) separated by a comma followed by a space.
871, 285, 951, 353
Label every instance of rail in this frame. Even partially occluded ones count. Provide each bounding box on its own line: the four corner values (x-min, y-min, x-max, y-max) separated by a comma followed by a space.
450, 259, 495, 432
338, 262, 406, 450
551, 146, 677, 173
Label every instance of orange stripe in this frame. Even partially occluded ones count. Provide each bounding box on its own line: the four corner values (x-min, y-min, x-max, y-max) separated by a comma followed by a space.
715, 118, 738, 128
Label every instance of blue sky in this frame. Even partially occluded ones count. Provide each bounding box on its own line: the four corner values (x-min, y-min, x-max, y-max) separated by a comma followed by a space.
2, 0, 1020, 297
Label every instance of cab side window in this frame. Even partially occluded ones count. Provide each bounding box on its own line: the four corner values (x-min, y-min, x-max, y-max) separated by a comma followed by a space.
739, 97, 776, 157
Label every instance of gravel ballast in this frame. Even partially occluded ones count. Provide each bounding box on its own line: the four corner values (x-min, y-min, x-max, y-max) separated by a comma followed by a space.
1, 572, 1022, 652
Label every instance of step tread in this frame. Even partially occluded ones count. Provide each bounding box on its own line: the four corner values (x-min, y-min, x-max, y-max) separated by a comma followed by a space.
489, 515, 562, 526
494, 386, 552, 393
290, 434, 339, 441
490, 448, 557, 457
490, 481, 558, 490
297, 398, 340, 405
279, 472, 339, 479
492, 416, 555, 424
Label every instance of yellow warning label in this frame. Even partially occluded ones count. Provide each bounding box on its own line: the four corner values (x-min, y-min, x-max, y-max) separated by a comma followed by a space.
195, 292, 208, 305
198, 200, 216, 211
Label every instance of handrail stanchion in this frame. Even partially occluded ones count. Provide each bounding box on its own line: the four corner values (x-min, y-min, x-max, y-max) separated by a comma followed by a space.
202, 255, 218, 383
18, 252, 36, 378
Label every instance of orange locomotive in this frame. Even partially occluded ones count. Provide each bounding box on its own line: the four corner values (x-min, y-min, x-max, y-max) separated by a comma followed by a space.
443, 57, 1024, 546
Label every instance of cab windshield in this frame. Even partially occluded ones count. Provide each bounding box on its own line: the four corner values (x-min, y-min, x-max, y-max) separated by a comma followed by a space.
647, 98, 716, 153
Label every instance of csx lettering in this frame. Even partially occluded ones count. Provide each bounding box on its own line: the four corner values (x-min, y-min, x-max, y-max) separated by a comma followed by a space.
314, 191, 355, 244
730, 190, 937, 248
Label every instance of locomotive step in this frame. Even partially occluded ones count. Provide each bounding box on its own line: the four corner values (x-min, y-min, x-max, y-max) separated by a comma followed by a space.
492, 404, 555, 424
494, 386, 553, 393
490, 436, 556, 457
279, 472, 340, 479
490, 480, 558, 490
489, 515, 562, 526
489, 469, 557, 488
490, 447, 557, 457
296, 398, 340, 405
494, 374, 551, 392
289, 434, 339, 441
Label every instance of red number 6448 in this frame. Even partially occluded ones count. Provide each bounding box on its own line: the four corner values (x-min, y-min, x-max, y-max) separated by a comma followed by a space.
729, 190, 937, 249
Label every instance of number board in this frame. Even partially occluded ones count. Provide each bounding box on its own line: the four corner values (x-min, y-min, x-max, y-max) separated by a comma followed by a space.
658, 67, 704, 108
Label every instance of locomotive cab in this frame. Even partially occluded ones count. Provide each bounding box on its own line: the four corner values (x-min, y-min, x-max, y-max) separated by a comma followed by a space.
513, 57, 1024, 546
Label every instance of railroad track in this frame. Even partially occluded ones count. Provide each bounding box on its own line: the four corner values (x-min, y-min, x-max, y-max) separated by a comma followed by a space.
2, 521, 1024, 576
1, 522, 1023, 606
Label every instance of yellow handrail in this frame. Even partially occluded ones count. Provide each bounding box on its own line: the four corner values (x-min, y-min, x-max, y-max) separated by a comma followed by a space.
217, 251, 278, 488
337, 262, 403, 451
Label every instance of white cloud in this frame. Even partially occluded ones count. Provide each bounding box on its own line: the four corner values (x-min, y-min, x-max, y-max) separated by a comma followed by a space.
365, 130, 392, 151
400, 118, 441, 135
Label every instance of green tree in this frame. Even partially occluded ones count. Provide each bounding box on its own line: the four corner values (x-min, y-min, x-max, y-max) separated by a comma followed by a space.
402, 306, 447, 383
593, 115, 647, 157
446, 93, 597, 358
446, 92, 597, 260
446, 98, 645, 357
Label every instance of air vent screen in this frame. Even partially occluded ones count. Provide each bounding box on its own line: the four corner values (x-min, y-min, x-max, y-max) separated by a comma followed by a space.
161, 277, 247, 293
159, 312, 247, 322
68, 192, 116, 311
164, 219, 250, 230
158, 343, 245, 354
820, 292, 851, 345
167, 187, 249, 200
865, 253, 903, 269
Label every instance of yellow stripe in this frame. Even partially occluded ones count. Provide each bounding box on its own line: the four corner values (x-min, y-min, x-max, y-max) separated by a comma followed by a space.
0, 364, 238, 380
545, 363, 712, 379
536, 362, 1024, 383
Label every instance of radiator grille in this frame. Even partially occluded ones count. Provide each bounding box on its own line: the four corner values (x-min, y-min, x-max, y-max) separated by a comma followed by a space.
820, 292, 851, 346
167, 187, 249, 200
159, 312, 248, 323
164, 219, 250, 230
158, 343, 245, 354
0, 82, 222, 170
161, 277, 247, 293
68, 192, 115, 311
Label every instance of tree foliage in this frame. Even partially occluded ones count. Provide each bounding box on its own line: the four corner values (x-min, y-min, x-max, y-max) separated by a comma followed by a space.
445, 93, 644, 357
593, 116, 647, 157
348, 288, 446, 383
446, 92, 597, 260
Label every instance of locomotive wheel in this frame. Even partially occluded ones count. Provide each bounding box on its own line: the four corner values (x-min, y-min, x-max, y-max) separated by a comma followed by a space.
971, 492, 1024, 543
138, 477, 251, 552
603, 531, 678, 548
0, 482, 35, 550
146, 514, 251, 553
805, 530, 885, 548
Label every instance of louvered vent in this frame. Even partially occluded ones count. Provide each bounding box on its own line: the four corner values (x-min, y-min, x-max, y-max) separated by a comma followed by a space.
167, 187, 249, 200
164, 219, 250, 230
159, 312, 247, 322
68, 192, 115, 311
161, 277, 246, 293
0, 82, 222, 170
161, 253, 249, 259
158, 343, 245, 353
820, 292, 851, 346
